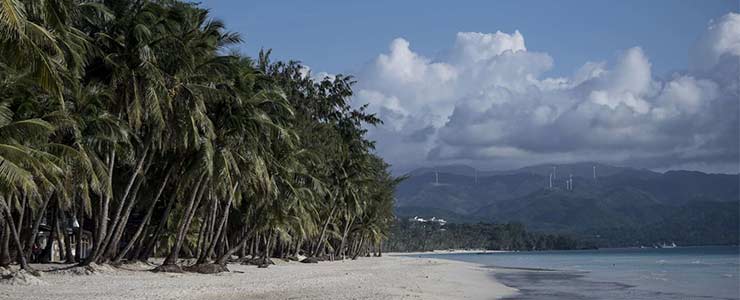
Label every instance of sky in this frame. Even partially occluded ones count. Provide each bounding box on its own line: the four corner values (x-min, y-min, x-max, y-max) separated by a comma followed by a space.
198, 0, 740, 174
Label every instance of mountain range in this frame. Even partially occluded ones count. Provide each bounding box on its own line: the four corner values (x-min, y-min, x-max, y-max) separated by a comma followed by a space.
394, 163, 739, 247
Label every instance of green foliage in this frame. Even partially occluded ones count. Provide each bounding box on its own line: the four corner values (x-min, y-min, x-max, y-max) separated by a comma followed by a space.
384, 219, 589, 252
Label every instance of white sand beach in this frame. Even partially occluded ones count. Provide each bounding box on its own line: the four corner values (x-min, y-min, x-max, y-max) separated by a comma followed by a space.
0, 255, 516, 300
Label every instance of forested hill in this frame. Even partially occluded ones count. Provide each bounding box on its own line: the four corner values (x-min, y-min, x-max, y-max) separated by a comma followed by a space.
394, 163, 739, 247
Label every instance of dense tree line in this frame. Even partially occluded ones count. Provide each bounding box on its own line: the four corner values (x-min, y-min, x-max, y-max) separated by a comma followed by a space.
384, 219, 590, 252
582, 202, 740, 248
0, 0, 399, 274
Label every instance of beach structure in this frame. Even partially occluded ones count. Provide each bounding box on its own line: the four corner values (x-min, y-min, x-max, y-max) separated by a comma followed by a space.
409, 216, 447, 225
33, 213, 93, 263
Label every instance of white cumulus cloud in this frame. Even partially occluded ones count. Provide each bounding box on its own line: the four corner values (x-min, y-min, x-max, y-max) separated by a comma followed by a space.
351, 13, 740, 174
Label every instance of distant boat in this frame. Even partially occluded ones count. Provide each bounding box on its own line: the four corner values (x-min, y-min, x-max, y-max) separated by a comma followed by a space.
655, 242, 677, 248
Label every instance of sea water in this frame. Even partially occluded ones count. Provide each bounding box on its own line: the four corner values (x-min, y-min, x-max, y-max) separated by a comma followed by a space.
419, 246, 739, 300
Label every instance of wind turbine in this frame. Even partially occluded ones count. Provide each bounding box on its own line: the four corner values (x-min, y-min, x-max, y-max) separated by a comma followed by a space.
593, 165, 597, 180
552, 166, 557, 180
568, 174, 573, 191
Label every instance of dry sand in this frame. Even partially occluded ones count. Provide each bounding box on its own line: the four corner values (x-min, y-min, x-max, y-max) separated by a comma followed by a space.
0, 255, 517, 300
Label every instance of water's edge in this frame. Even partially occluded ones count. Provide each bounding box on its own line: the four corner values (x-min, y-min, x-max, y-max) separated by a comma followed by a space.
412, 247, 740, 300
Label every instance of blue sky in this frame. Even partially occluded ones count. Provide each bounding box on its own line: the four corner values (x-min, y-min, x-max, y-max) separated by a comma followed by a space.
199, 0, 736, 77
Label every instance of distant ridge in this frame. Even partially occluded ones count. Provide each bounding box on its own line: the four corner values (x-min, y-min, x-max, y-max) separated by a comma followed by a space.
394, 162, 739, 247
407, 164, 479, 177
404, 162, 669, 178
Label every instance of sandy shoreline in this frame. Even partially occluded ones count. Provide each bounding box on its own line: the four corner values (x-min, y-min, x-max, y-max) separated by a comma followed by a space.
1, 255, 517, 300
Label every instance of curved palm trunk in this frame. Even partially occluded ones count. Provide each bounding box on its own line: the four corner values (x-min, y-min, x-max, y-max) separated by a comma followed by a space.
138, 191, 178, 261
351, 236, 365, 260
129, 226, 148, 260
313, 205, 336, 256
101, 154, 152, 262
216, 226, 255, 266
75, 200, 85, 263
338, 218, 353, 260
1, 225, 11, 267
194, 210, 210, 259
113, 170, 171, 263
25, 193, 52, 258
85, 150, 116, 266
15, 194, 26, 243
198, 183, 237, 264
59, 210, 75, 263
261, 231, 274, 262
96, 147, 149, 262
293, 236, 302, 257
210, 209, 230, 259
162, 174, 206, 266
103, 178, 144, 260
0, 197, 33, 272
54, 209, 67, 261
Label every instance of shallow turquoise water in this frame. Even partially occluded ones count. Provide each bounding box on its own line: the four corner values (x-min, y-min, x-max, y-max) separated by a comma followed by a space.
417, 246, 739, 299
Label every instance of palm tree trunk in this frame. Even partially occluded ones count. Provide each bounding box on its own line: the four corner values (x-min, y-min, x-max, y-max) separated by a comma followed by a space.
139, 191, 178, 261
217, 229, 228, 258
97, 147, 150, 262
25, 193, 52, 258
194, 211, 209, 260
262, 231, 274, 262
130, 226, 148, 260
293, 237, 302, 257
313, 205, 336, 256
54, 209, 66, 261
351, 236, 365, 259
1, 225, 10, 267
56, 209, 75, 262
199, 183, 237, 264
41, 203, 57, 262
339, 218, 353, 260
102, 158, 151, 262
250, 234, 257, 258
113, 170, 171, 263
197, 194, 218, 260
206, 200, 218, 251
238, 237, 245, 259
0, 197, 33, 272
62, 217, 75, 262
75, 201, 85, 262
86, 150, 116, 265
216, 226, 254, 266
163, 174, 206, 266
348, 236, 357, 258
254, 234, 261, 258
15, 194, 26, 244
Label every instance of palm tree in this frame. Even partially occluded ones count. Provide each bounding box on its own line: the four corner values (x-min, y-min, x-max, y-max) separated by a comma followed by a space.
0, 0, 97, 106
0, 0, 399, 275
0, 99, 60, 272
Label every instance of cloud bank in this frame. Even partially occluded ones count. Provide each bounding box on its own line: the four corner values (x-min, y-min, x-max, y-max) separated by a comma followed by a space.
351, 13, 740, 174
